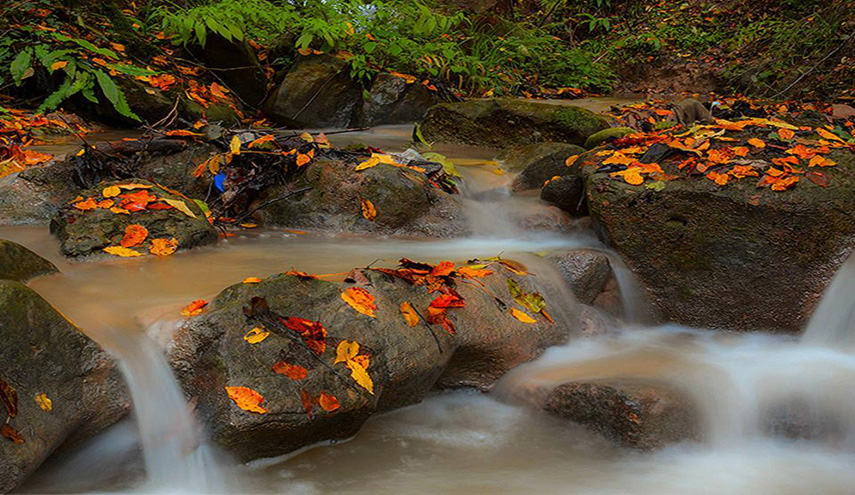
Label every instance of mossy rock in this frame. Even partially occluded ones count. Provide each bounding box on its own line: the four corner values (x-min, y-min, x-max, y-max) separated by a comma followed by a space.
498, 142, 585, 191
50, 179, 217, 257
0, 240, 57, 282
419, 98, 610, 148
0, 281, 127, 493
585, 127, 635, 150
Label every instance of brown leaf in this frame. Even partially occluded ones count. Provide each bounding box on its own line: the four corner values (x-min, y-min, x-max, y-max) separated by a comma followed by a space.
1, 424, 24, 444
272, 362, 308, 380
0, 378, 17, 418
400, 302, 420, 327
318, 392, 340, 412
360, 199, 376, 221
300, 389, 313, 419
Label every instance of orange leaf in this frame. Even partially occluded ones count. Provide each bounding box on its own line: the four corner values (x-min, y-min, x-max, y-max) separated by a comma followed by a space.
149, 237, 178, 256
778, 128, 795, 140
272, 362, 308, 380
431, 261, 454, 277
816, 127, 845, 143
706, 148, 733, 164
730, 165, 759, 179
243, 277, 263, 283
565, 155, 579, 167
455, 266, 494, 278
809, 156, 837, 168
342, 287, 377, 317
430, 293, 465, 308
296, 152, 312, 167
771, 176, 799, 191
732, 147, 749, 157
209, 82, 230, 99
425, 306, 455, 334
225, 386, 268, 414
360, 199, 376, 221
120, 224, 148, 248
610, 168, 644, 185
706, 171, 729, 186
1, 424, 24, 444
165, 130, 203, 137
248, 135, 275, 148
244, 327, 269, 344
280, 317, 327, 354
73, 197, 98, 211
300, 389, 313, 418
318, 392, 340, 412
97, 199, 114, 208
181, 299, 208, 317
400, 302, 420, 327
110, 206, 130, 215
747, 138, 766, 148
50, 60, 68, 71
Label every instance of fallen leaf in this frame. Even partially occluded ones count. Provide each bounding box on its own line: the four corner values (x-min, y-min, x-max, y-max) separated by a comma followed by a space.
161, 198, 196, 218
149, 237, 178, 256
225, 386, 267, 414
318, 392, 340, 412
335, 341, 360, 365
346, 360, 374, 394
230, 135, 241, 155
272, 362, 308, 380
243, 277, 263, 283
431, 261, 455, 277
247, 135, 275, 148
97, 199, 115, 208
73, 197, 98, 211
102, 185, 121, 198
565, 155, 579, 167
181, 299, 208, 316
103, 246, 144, 257
50, 60, 68, 71
400, 302, 420, 327
244, 327, 270, 344
300, 389, 313, 419
771, 176, 799, 191
296, 152, 312, 167
280, 317, 327, 354
455, 266, 494, 278
706, 171, 729, 186
360, 199, 376, 221
510, 307, 537, 323
34, 393, 52, 412
425, 306, 455, 334
341, 287, 377, 317
808, 156, 837, 168
747, 138, 766, 148
778, 128, 795, 140
1, 378, 17, 418
807, 171, 828, 187
816, 127, 845, 143
120, 224, 148, 248
1, 424, 24, 444
430, 293, 465, 308
506, 279, 546, 313
610, 167, 644, 185
495, 258, 529, 276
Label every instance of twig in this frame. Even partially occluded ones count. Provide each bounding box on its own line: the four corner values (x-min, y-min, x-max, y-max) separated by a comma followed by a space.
770, 36, 850, 99
233, 186, 312, 224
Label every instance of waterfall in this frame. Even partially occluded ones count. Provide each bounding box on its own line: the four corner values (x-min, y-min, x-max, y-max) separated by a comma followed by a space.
802, 254, 855, 348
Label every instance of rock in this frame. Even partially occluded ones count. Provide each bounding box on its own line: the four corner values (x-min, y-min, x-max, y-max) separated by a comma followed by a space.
49, 180, 217, 257
582, 144, 855, 332
0, 172, 60, 225
263, 55, 362, 129
496, 142, 584, 191
540, 175, 587, 216
355, 73, 443, 127
543, 381, 699, 449
584, 127, 635, 150
547, 250, 612, 305
0, 281, 128, 493
419, 98, 611, 148
169, 263, 573, 461
253, 158, 468, 237
577, 304, 615, 336
191, 34, 268, 107
0, 239, 57, 282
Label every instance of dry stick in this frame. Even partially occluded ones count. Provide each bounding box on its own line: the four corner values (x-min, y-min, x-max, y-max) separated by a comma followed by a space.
149, 95, 181, 130
769, 38, 850, 99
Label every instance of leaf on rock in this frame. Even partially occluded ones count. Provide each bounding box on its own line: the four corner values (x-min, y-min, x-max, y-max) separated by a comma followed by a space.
34, 393, 52, 412
341, 287, 377, 317
510, 307, 537, 324
318, 392, 340, 412
455, 266, 494, 278
334, 341, 374, 394
430, 293, 465, 308
335, 341, 360, 365
431, 261, 454, 277
400, 302, 420, 327
300, 389, 313, 419
747, 138, 766, 148
243, 277, 263, 284
506, 279, 547, 313
1, 424, 24, 444
280, 317, 327, 355
347, 361, 374, 395
778, 128, 795, 140
272, 362, 308, 380
225, 386, 267, 414
244, 327, 270, 344
103, 245, 143, 257
426, 306, 455, 334
1, 378, 17, 418
181, 299, 208, 317
73, 197, 98, 211
120, 224, 149, 248
102, 185, 121, 198
149, 238, 178, 256
361, 199, 376, 221
162, 198, 196, 218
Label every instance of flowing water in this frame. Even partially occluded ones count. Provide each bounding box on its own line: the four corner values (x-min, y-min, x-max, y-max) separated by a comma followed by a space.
7, 113, 855, 494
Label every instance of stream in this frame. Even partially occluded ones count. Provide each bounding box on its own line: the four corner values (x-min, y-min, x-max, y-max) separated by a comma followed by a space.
6, 112, 855, 494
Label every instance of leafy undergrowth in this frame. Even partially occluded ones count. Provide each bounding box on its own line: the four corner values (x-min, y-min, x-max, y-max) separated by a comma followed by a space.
572, 99, 855, 194
0, 107, 88, 179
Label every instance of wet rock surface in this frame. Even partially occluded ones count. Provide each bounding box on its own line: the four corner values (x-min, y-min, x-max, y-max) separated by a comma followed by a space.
547, 249, 612, 305
169, 263, 574, 461
50, 179, 217, 257
0, 239, 57, 282
0, 281, 128, 493
497, 142, 584, 192
419, 98, 610, 148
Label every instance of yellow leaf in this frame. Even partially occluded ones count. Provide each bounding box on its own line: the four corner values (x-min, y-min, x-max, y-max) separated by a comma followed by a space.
244, 327, 270, 344
50, 60, 68, 71
296, 152, 312, 167
207, 155, 222, 174
747, 138, 766, 148
103, 246, 143, 257
34, 393, 52, 412
225, 386, 268, 414
299, 132, 314, 142
356, 157, 379, 171
149, 238, 178, 256
335, 340, 360, 364
817, 127, 845, 143
161, 198, 196, 218
102, 185, 121, 198
346, 361, 374, 394
510, 307, 537, 323
243, 277, 263, 283
118, 183, 153, 190
400, 302, 420, 327
361, 199, 376, 221
240, 223, 258, 228
341, 287, 377, 317
110, 206, 130, 215
230, 135, 241, 155
565, 155, 579, 167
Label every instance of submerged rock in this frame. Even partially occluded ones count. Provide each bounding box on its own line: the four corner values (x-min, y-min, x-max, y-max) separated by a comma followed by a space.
50, 180, 217, 257
419, 98, 610, 148
169, 262, 573, 461
0, 239, 57, 282
0, 281, 128, 493
544, 381, 699, 449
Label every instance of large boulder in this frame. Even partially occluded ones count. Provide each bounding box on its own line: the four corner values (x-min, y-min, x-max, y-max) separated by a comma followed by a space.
191, 34, 268, 107
50, 180, 217, 257
581, 136, 855, 332
355, 73, 443, 127
0, 281, 128, 493
495, 142, 584, 191
169, 261, 573, 461
0, 239, 57, 282
253, 158, 468, 237
263, 55, 363, 129
418, 98, 610, 148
